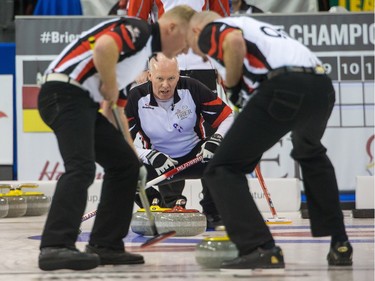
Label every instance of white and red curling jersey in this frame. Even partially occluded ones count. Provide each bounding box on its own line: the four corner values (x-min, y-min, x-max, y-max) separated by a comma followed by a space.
45, 17, 161, 104
198, 17, 322, 91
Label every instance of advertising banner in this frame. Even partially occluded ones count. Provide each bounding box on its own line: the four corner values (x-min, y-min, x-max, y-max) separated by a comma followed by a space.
15, 13, 374, 191
0, 75, 13, 165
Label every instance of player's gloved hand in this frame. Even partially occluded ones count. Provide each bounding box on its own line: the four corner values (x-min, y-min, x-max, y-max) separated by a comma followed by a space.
225, 79, 249, 109
197, 133, 223, 162
146, 150, 178, 176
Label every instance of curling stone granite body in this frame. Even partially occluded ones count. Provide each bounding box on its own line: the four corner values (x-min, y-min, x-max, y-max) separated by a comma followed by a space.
155, 205, 207, 236
131, 205, 171, 236
3, 194, 27, 217
195, 236, 239, 268
24, 192, 50, 216
0, 196, 9, 218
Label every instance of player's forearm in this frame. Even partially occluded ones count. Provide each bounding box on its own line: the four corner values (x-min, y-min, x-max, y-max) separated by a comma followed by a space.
223, 31, 246, 87
93, 35, 119, 102
122, 110, 138, 156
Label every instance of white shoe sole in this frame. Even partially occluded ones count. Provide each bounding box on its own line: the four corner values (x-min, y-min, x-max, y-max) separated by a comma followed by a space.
220, 267, 285, 275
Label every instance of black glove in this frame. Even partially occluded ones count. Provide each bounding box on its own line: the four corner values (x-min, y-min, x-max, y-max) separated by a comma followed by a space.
226, 79, 249, 108
197, 133, 223, 162
146, 150, 178, 176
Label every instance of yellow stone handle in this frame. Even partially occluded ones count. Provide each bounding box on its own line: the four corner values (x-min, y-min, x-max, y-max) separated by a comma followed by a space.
18, 183, 39, 189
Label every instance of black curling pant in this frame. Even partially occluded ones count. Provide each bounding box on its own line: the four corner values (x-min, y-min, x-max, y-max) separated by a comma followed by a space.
204, 73, 346, 255
38, 82, 139, 250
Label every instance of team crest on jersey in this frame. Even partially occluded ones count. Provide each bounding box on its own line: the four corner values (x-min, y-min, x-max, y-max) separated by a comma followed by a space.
125, 25, 140, 43
175, 105, 192, 120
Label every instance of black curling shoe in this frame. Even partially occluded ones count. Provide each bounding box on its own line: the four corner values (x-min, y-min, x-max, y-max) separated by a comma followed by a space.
39, 247, 100, 271
85, 244, 145, 265
220, 246, 285, 274
327, 241, 353, 266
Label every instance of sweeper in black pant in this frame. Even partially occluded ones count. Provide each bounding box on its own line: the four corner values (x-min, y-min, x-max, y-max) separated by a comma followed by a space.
187, 11, 353, 273
37, 5, 197, 271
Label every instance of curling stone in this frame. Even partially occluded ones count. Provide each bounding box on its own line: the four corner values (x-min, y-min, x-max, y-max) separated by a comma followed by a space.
17, 183, 50, 216
131, 198, 171, 236
155, 199, 207, 237
0, 194, 9, 218
0, 184, 27, 218
195, 236, 239, 268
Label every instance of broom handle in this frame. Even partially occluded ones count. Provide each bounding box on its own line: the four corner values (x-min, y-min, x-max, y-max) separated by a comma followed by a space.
112, 104, 159, 235
255, 165, 278, 218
